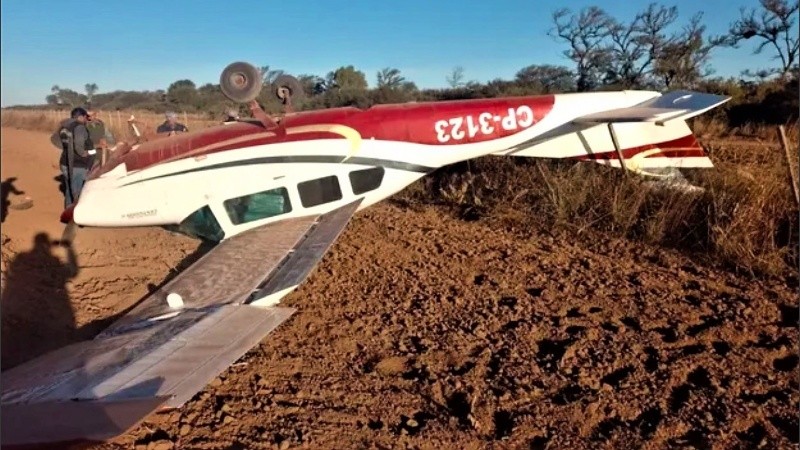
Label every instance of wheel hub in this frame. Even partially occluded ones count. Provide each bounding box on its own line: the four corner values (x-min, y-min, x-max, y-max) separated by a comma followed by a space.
231, 73, 247, 88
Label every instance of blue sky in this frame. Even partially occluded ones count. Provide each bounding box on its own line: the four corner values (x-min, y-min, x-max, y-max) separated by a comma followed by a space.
0, 0, 785, 106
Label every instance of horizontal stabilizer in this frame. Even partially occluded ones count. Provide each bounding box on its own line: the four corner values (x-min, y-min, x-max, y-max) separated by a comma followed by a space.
574, 90, 730, 125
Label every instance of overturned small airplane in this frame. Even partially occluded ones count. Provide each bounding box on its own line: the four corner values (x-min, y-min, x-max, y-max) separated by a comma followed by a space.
1, 62, 730, 447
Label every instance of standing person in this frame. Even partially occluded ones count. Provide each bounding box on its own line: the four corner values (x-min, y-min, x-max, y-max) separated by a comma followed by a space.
156, 112, 188, 136
86, 109, 111, 149
223, 109, 239, 124
57, 107, 95, 207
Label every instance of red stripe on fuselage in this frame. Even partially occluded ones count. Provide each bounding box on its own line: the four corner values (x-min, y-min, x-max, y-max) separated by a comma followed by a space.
575, 135, 706, 160
282, 96, 556, 146
89, 122, 271, 179
88, 96, 556, 178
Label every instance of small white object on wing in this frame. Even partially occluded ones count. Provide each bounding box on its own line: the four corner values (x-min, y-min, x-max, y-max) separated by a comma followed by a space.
166, 293, 184, 309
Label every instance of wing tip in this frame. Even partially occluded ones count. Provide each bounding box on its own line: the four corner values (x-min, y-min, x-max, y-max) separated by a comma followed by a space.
1, 396, 171, 448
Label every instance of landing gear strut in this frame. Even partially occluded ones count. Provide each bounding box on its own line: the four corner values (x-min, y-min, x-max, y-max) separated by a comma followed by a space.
219, 62, 304, 130
273, 74, 304, 114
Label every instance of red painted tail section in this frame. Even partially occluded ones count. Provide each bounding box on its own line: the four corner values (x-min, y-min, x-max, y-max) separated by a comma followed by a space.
575, 134, 706, 161
503, 117, 713, 172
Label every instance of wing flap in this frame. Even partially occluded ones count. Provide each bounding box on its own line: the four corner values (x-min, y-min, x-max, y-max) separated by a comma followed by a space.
98, 214, 319, 337
573, 90, 730, 124
249, 199, 362, 304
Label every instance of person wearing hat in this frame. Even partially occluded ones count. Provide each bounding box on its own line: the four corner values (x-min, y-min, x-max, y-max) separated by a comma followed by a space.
86, 109, 114, 149
156, 111, 188, 136
56, 107, 95, 207
223, 109, 240, 124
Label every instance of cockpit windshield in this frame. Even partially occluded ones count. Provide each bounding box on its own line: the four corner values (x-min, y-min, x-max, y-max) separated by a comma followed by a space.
166, 205, 225, 242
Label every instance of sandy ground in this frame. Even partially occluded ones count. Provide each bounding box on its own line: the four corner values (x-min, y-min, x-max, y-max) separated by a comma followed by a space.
1, 127, 797, 449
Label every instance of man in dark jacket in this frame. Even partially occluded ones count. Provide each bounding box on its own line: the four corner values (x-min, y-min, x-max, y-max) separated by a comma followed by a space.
58, 107, 95, 207
156, 111, 188, 136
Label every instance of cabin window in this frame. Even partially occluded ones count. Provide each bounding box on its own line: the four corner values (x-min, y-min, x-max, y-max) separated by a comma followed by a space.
297, 175, 342, 208
171, 205, 225, 242
223, 187, 292, 225
349, 167, 385, 195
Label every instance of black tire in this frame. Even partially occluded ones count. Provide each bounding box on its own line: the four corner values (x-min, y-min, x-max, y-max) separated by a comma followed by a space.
219, 62, 263, 103
273, 74, 305, 102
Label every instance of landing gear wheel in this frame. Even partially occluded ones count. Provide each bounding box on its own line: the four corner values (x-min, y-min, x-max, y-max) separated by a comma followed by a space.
273, 74, 304, 103
219, 62, 263, 103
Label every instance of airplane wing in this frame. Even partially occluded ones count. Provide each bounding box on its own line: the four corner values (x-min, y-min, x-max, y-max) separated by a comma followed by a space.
573, 90, 730, 125
1, 199, 362, 447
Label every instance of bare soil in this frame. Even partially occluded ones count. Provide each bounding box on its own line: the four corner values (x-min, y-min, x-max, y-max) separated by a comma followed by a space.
1, 127, 797, 449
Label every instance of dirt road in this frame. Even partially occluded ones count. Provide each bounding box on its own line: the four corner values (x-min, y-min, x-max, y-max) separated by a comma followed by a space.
1, 127, 797, 449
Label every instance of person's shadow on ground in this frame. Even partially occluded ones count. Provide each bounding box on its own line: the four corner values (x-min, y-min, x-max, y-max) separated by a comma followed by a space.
0, 232, 214, 448
1, 233, 80, 369
1, 233, 215, 371
1, 177, 25, 223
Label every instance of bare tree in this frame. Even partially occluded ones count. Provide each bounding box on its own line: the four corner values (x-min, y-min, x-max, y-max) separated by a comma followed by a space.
550, 4, 730, 90
377, 68, 405, 89
374, 68, 417, 104
549, 6, 614, 91
515, 64, 576, 92
259, 65, 285, 85
604, 4, 679, 88
654, 13, 726, 88
727, 0, 799, 76
51, 85, 62, 105
84, 83, 98, 107
446, 66, 465, 88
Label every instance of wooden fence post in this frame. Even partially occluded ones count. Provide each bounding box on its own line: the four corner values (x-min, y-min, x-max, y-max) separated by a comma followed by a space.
778, 125, 800, 207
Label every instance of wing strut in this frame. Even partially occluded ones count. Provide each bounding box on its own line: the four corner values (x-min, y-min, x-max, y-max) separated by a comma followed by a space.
607, 122, 629, 177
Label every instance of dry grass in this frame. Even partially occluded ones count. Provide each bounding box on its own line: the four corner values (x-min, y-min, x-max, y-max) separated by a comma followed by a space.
703, 160, 796, 276
693, 115, 799, 142
403, 128, 799, 279
1, 109, 217, 143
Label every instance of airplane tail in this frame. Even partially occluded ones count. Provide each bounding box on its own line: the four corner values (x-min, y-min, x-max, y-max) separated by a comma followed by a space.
498, 91, 729, 179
